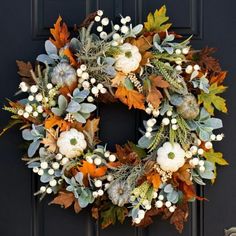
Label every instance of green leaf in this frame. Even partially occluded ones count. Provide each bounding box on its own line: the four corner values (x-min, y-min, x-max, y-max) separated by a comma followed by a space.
100, 205, 128, 229
144, 5, 172, 32
128, 141, 146, 158
204, 149, 228, 166
198, 83, 227, 115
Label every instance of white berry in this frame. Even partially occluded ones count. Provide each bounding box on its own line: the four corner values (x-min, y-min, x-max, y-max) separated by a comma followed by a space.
49, 179, 57, 187
40, 186, 46, 193
101, 18, 109, 26
30, 85, 38, 93
46, 187, 52, 194
48, 168, 54, 175
162, 118, 170, 126
23, 112, 29, 119
40, 162, 48, 169
94, 180, 102, 188
185, 65, 193, 74
61, 157, 69, 165
205, 141, 213, 149
165, 201, 172, 208
155, 200, 163, 208
94, 157, 102, 166
175, 49, 181, 55
98, 189, 104, 196
108, 154, 116, 162
52, 162, 60, 170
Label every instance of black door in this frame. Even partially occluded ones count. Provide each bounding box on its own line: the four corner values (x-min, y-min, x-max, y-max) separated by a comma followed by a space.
1, 0, 236, 236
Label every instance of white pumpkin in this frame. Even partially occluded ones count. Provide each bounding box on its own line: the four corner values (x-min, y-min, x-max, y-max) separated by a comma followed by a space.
51, 62, 77, 86
57, 128, 87, 158
115, 43, 142, 74
156, 142, 186, 172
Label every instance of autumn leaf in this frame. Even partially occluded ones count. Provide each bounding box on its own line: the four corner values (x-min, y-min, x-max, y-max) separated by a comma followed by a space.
50, 191, 81, 213
172, 163, 192, 186
170, 202, 189, 233
111, 72, 127, 87
144, 5, 172, 32
59, 81, 78, 98
197, 47, 221, 73
41, 128, 59, 152
63, 48, 77, 66
130, 35, 153, 53
146, 75, 169, 108
210, 71, 227, 85
45, 114, 70, 131
198, 82, 227, 115
115, 144, 140, 165
16, 60, 35, 85
82, 118, 100, 147
78, 160, 107, 178
50, 16, 70, 49
115, 85, 145, 110
146, 171, 161, 189
100, 204, 128, 229
204, 149, 228, 166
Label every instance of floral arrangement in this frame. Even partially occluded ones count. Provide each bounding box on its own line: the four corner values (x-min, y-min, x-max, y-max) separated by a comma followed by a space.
1, 6, 228, 233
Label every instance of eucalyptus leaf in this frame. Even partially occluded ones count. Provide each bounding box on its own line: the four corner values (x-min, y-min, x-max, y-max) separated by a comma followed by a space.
80, 103, 97, 113
66, 100, 81, 113
45, 40, 57, 55
28, 140, 41, 157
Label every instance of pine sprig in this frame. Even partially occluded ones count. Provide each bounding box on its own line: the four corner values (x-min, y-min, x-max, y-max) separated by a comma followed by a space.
148, 125, 165, 152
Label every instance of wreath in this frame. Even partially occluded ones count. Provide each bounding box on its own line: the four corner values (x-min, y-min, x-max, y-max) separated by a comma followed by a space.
1, 6, 228, 233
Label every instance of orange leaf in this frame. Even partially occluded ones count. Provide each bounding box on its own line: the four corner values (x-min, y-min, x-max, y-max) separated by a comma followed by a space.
150, 75, 169, 88
115, 85, 145, 110
181, 183, 205, 201
63, 48, 77, 66
78, 160, 107, 178
146, 87, 163, 109
59, 81, 78, 97
130, 35, 153, 53
210, 71, 227, 85
146, 172, 161, 189
50, 16, 70, 49
111, 72, 127, 87
45, 114, 70, 131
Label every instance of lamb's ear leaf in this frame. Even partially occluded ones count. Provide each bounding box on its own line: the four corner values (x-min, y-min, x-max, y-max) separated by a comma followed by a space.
28, 140, 41, 157
45, 40, 58, 55
66, 100, 81, 113
52, 107, 64, 116
58, 95, 68, 111
80, 103, 97, 113
22, 129, 34, 141
73, 113, 86, 123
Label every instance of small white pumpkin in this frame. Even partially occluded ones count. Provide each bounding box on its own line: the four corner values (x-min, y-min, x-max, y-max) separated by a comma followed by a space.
115, 43, 142, 74
107, 181, 131, 207
57, 128, 87, 158
156, 142, 186, 172
51, 62, 77, 86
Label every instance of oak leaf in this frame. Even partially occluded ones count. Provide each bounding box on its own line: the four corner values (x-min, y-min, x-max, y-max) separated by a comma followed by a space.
50, 16, 70, 49
50, 191, 81, 213
111, 72, 127, 87
115, 85, 145, 110
170, 202, 189, 233
198, 82, 227, 115
198, 47, 221, 72
172, 163, 192, 186
82, 118, 100, 147
16, 60, 35, 85
130, 35, 153, 53
78, 160, 107, 178
41, 128, 59, 152
146, 75, 169, 108
204, 149, 228, 166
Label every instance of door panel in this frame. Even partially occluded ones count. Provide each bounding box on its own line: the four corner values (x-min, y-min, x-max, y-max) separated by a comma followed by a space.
0, 0, 235, 236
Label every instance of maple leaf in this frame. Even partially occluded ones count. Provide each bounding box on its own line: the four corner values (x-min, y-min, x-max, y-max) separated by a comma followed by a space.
204, 149, 228, 166
111, 72, 127, 87
50, 191, 81, 213
198, 82, 227, 115
45, 114, 70, 131
115, 85, 145, 110
146, 171, 161, 189
144, 5, 172, 32
170, 202, 189, 233
210, 71, 227, 85
16, 60, 35, 85
146, 75, 169, 108
78, 160, 107, 178
100, 204, 128, 229
41, 128, 59, 152
82, 118, 100, 147
50, 16, 70, 49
